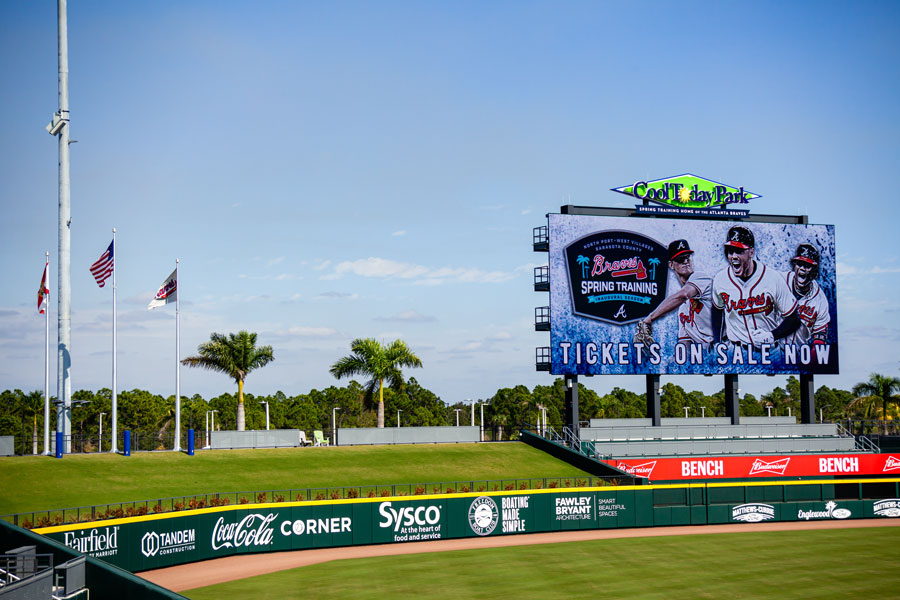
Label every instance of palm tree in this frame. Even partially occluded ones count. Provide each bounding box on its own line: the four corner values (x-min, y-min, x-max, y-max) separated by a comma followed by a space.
19, 391, 43, 455
851, 373, 900, 435
648, 257, 660, 279
576, 255, 590, 278
181, 331, 274, 431
330, 338, 422, 428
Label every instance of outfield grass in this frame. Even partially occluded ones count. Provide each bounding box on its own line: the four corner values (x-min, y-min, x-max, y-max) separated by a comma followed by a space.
185, 527, 900, 599
0, 443, 591, 515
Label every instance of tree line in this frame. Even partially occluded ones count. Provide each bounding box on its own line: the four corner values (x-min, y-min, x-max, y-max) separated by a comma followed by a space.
1, 373, 897, 454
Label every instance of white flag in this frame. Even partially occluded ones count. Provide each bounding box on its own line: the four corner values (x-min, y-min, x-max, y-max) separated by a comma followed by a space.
148, 269, 177, 310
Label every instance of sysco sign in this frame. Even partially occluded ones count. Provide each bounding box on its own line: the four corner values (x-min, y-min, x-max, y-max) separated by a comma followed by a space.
378, 502, 441, 533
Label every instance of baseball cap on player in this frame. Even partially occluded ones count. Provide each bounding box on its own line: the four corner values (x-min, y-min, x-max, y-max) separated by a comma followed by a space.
791, 243, 819, 266
668, 239, 694, 261
724, 225, 754, 250
791, 243, 820, 280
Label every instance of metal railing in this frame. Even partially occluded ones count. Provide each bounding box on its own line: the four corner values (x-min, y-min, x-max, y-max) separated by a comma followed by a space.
837, 422, 881, 453
1, 475, 620, 529
0, 553, 54, 588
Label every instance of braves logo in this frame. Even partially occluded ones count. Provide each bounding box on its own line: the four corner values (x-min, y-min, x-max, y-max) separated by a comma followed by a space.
719, 292, 774, 316
591, 254, 648, 280
797, 304, 818, 326
749, 457, 790, 475
678, 298, 704, 328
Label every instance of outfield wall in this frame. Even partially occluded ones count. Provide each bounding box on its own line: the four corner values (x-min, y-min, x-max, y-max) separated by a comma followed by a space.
337, 426, 479, 445
33, 478, 900, 573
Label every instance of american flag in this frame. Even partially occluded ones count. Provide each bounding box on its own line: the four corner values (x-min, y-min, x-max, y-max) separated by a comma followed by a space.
90, 240, 114, 287
37, 262, 49, 314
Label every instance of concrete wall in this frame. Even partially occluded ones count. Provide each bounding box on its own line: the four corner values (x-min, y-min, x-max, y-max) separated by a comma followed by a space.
588, 417, 797, 427
209, 430, 307, 449
337, 426, 479, 446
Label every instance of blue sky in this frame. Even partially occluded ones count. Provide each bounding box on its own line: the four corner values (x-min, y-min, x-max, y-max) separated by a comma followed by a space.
1, 1, 898, 405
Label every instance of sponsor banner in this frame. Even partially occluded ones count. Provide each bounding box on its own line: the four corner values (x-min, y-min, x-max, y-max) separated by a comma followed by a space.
37, 479, 897, 573
377, 499, 445, 543
605, 454, 900, 481
795, 501, 853, 521
732, 503, 776, 523
873, 499, 900, 518
548, 213, 838, 375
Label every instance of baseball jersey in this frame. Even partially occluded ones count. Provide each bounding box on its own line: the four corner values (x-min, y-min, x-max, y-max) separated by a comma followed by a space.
712, 261, 797, 346
677, 271, 713, 345
784, 272, 831, 344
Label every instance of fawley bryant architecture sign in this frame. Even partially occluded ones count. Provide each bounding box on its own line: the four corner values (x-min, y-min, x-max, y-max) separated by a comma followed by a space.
548, 213, 839, 376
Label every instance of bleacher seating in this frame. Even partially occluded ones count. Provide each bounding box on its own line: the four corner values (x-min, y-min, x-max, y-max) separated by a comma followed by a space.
581, 418, 863, 458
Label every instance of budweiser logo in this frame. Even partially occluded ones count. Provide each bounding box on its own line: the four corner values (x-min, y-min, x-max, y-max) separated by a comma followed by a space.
212, 513, 276, 551
883, 456, 900, 472
749, 457, 790, 475
618, 460, 656, 477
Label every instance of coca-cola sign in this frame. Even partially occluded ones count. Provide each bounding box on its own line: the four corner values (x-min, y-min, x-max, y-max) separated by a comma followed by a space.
211, 513, 276, 551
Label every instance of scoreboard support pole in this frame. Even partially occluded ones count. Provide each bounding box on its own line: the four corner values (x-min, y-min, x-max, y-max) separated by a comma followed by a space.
565, 374, 579, 440
725, 374, 740, 425
800, 374, 815, 424
646, 374, 660, 426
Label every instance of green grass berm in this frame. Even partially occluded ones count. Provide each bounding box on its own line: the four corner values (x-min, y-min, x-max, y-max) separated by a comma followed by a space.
0, 443, 591, 515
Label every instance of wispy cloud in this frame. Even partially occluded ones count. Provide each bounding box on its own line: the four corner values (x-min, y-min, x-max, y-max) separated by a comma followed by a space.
272, 326, 340, 338
315, 291, 359, 300
375, 309, 436, 323
837, 262, 900, 276
322, 257, 515, 284
392, 230, 407, 237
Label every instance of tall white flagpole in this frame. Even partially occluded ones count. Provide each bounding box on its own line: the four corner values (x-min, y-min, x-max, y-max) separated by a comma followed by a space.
174, 258, 181, 451
43, 253, 50, 455
111, 228, 118, 452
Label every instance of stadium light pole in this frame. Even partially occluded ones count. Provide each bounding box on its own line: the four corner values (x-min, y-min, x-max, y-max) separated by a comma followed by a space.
683, 406, 689, 418
210, 410, 218, 448
332, 407, 340, 445
700, 407, 705, 418
480, 401, 487, 442
48, 0, 73, 454
397, 409, 402, 428
454, 409, 461, 427
204, 411, 210, 449
259, 401, 269, 430
98, 412, 105, 453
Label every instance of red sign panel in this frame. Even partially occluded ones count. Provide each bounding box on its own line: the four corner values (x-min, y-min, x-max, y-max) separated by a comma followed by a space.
604, 453, 900, 481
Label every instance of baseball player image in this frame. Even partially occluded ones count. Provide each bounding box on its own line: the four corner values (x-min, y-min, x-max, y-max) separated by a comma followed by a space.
783, 243, 831, 345
711, 225, 800, 349
634, 239, 713, 349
